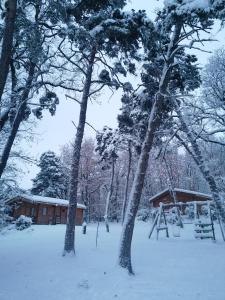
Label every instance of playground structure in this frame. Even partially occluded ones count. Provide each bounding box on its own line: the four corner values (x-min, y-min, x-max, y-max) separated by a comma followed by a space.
148, 200, 225, 241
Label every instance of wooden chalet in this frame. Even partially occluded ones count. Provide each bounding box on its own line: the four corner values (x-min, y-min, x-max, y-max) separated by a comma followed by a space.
149, 188, 212, 208
6, 194, 86, 225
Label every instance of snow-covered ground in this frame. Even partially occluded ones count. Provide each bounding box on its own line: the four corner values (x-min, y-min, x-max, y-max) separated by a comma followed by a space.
0, 222, 225, 300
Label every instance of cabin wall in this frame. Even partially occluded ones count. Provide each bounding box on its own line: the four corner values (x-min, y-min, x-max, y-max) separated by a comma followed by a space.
76, 208, 83, 225
13, 201, 38, 222
152, 194, 171, 208
151, 192, 209, 208
176, 192, 207, 203
11, 200, 84, 225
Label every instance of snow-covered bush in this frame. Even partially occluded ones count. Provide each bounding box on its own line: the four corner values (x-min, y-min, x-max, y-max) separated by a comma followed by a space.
203, 206, 217, 221
137, 208, 150, 222
201, 205, 209, 216
210, 207, 218, 221
16, 215, 32, 230
149, 208, 158, 221
167, 207, 180, 225
184, 205, 195, 219
0, 204, 13, 230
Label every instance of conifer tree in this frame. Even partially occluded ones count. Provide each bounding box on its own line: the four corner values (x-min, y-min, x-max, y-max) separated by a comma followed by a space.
31, 151, 67, 199
118, 0, 224, 274
62, 0, 152, 254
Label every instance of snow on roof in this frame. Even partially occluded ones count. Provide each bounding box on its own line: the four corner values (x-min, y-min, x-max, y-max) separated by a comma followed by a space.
149, 188, 212, 202
6, 194, 86, 209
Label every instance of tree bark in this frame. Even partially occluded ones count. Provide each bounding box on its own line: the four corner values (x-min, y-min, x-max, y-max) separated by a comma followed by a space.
0, 62, 35, 179
1, 62, 18, 132
122, 141, 132, 224
0, 0, 17, 103
63, 47, 96, 254
118, 21, 182, 274
118, 99, 162, 274
104, 159, 115, 232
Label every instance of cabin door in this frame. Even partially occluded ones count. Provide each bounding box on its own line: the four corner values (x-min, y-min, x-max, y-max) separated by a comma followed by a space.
55, 206, 61, 224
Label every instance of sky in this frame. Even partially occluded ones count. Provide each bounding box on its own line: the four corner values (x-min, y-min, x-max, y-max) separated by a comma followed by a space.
19, 0, 225, 189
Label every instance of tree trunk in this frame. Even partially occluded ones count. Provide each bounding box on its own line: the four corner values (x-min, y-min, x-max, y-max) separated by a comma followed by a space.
122, 141, 132, 223
118, 21, 182, 274
113, 170, 120, 223
104, 159, 115, 232
0, 0, 17, 103
0, 62, 35, 178
118, 99, 162, 274
0, 62, 18, 132
63, 48, 96, 255
174, 100, 225, 228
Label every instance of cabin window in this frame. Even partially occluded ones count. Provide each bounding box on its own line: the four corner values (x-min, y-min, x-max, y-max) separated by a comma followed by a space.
42, 207, 48, 216
30, 207, 36, 216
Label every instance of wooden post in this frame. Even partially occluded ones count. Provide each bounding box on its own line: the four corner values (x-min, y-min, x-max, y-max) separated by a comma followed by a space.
148, 212, 159, 239
162, 207, 169, 238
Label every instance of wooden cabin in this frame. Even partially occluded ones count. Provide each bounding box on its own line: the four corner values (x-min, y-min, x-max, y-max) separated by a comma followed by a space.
149, 188, 212, 208
6, 194, 86, 225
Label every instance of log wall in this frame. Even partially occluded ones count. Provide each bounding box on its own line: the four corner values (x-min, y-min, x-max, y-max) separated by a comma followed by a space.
11, 199, 84, 225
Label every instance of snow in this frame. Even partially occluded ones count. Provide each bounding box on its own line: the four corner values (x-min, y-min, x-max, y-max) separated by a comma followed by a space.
0, 222, 225, 300
6, 194, 86, 209
90, 25, 104, 37
164, 0, 211, 12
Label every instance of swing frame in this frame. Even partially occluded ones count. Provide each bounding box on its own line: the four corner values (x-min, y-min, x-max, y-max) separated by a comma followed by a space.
148, 200, 224, 241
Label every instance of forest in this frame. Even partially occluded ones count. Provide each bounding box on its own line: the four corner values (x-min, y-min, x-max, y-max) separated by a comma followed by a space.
1, 1, 225, 299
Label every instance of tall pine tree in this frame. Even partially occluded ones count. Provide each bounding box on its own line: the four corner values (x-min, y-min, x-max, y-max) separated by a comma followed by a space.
31, 151, 67, 199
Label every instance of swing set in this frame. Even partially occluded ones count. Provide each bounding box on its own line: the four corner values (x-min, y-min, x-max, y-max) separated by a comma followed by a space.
148, 199, 225, 241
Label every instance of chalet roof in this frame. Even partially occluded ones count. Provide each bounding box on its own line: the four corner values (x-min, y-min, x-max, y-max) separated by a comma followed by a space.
149, 188, 212, 203
6, 194, 86, 209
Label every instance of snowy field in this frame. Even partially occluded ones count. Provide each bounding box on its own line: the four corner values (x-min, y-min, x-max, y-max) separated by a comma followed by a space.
0, 222, 225, 300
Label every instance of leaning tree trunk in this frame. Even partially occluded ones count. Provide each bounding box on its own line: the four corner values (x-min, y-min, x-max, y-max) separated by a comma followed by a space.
0, 0, 17, 104
122, 141, 132, 224
118, 21, 182, 274
118, 99, 162, 274
104, 159, 115, 232
63, 48, 96, 255
174, 100, 225, 228
0, 62, 35, 179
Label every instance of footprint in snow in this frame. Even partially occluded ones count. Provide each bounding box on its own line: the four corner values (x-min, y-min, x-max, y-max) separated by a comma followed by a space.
78, 280, 89, 289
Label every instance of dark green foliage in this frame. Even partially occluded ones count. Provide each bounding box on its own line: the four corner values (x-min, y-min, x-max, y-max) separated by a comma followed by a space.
33, 92, 59, 119
31, 151, 68, 199
95, 126, 119, 169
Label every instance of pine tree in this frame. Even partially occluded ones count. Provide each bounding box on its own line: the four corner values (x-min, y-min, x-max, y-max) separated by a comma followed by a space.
118, 0, 224, 274
31, 151, 67, 199
0, 0, 68, 179
62, 0, 151, 254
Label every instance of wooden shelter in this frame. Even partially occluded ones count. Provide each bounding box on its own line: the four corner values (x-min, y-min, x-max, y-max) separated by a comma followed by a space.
6, 194, 86, 225
149, 188, 212, 208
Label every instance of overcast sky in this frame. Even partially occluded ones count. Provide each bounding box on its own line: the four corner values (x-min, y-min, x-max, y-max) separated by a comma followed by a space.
19, 0, 225, 189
